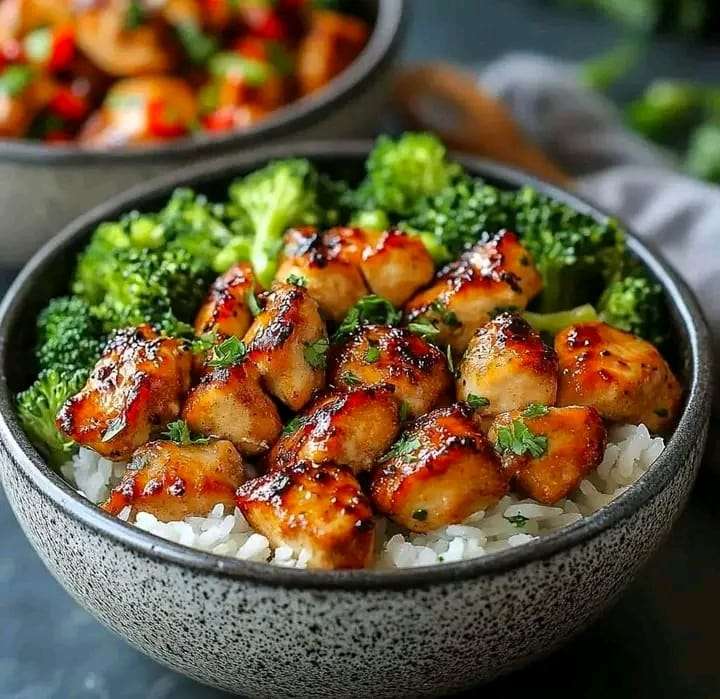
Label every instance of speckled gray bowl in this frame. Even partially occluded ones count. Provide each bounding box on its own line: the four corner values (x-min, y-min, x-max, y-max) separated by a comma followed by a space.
0, 0, 404, 267
0, 143, 713, 699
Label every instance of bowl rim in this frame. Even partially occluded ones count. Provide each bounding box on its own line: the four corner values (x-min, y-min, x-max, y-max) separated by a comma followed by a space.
0, 0, 405, 165
0, 140, 713, 591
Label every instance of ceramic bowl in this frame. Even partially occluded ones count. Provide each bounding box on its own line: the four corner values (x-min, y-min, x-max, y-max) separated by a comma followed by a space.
0, 142, 713, 698
0, 0, 405, 267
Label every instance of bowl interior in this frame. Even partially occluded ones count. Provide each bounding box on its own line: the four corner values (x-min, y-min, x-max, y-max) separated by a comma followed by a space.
0, 0, 404, 164
0, 143, 711, 587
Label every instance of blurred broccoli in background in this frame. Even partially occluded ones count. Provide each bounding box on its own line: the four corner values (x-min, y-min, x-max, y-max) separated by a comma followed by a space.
16, 369, 88, 467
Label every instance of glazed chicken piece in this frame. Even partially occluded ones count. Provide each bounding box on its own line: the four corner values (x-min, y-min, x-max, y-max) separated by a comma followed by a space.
555, 322, 682, 433
296, 10, 370, 96
370, 403, 508, 533
327, 227, 436, 307
268, 385, 401, 474
182, 361, 282, 457
194, 263, 257, 340
457, 313, 558, 416
56, 326, 191, 461
79, 76, 197, 147
102, 439, 246, 520
74, 0, 175, 77
274, 227, 368, 323
488, 405, 607, 505
244, 283, 328, 411
236, 461, 375, 570
328, 325, 453, 418
404, 230, 543, 354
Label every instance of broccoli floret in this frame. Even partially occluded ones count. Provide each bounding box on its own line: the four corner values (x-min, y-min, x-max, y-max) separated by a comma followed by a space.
523, 304, 599, 335
16, 369, 86, 467
86, 246, 212, 334
229, 159, 329, 286
685, 122, 720, 183
355, 133, 461, 216
36, 297, 104, 374
599, 274, 667, 345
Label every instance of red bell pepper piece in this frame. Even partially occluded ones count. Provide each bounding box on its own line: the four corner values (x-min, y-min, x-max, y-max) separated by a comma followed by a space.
147, 99, 189, 139
202, 106, 236, 132
49, 87, 90, 121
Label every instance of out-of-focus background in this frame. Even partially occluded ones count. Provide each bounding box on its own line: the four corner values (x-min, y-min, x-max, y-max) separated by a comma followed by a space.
2, 1, 719, 697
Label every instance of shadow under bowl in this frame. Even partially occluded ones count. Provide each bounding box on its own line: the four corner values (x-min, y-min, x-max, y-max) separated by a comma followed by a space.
0, 141, 713, 698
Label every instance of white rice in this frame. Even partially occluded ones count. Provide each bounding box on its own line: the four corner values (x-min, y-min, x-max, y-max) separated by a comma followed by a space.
61, 423, 664, 569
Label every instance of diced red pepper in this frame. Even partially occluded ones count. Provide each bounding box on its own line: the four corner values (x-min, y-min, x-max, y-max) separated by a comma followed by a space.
246, 9, 288, 41
234, 36, 268, 61
202, 106, 236, 132
48, 26, 75, 72
49, 87, 90, 121
147, 99, 189, 139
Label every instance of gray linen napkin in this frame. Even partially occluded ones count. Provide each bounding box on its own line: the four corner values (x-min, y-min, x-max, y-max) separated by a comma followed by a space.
479, 53, 720, 361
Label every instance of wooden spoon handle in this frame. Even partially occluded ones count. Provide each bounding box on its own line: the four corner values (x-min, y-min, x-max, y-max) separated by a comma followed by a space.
393, 63, 572, 188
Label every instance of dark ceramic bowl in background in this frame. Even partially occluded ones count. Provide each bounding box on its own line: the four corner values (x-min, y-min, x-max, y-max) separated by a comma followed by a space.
0, 0, 404, 267
0, 142, 713, 698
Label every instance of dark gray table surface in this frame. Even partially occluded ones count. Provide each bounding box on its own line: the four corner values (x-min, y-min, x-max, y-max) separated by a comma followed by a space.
2, 2, 720, 697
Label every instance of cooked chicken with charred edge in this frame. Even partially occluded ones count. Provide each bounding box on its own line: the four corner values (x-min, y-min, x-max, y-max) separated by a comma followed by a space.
404, 230, 543, 354
194, 263, 258, 340
269, 385, 401, 474
457, 313, 558, 416
56, 325, 191, 461
328, 325, 453, 418
370, 403, 508, 533
102, 439, 246, 521
327, 227, 436, 307
489, 405, 607, 505
244, 283, 327, 411
555, 322, 682, 433
236, 461, 375, 570
182, 361, 282, 457
274, 227, 369, 323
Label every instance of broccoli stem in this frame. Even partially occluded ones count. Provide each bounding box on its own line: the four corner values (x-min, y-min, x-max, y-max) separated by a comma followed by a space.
523, 304, 599, 335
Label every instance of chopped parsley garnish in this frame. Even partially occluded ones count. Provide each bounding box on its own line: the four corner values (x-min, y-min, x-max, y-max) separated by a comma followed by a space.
175, 21, 219, 65
341, 370, 361, 387
381, 434, 421, 462
522, 403, 549, 418
365, 344, 381, 363
445, 345, 456, 376
399, 400, 410, 422
504, 514, 529, 528
190, 332, 218, 354
412, 508, 428, 521
407, 318, 440, 341
281, 415, 307, 437
124, 0, 147, 30
207, 336, 247, 368
495, 419, 548, 458
303, 338, 329, 369
0, 65, 33, 97
286, 273, 308, 288
245, 288, 262, 316
333, 295, 401, 343
164, 420, 210, 445
430, 300, 461, 328
467, 394, 490, 410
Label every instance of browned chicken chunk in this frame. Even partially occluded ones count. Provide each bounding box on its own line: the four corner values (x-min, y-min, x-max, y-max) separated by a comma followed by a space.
274, 227, 368, 323
244, 283, 328, 411
328, 325, 452, 418
102, 439, 246, 520
404, 230, 543, 354
194, 263, 257, 340
555, 322, 682, 433
182, 361, 282, 457
56, 326, 191, 461
370, 403, 508, 533
489, 405, 607, 505
327, 227, 435, 307
457, 313, 558, 415
236, 461, 375, 570
268, 385, 401, 474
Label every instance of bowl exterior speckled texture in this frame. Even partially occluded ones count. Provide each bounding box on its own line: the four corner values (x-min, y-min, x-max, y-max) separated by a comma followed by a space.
0, 144, 712, 698
0, 427, 705, 698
